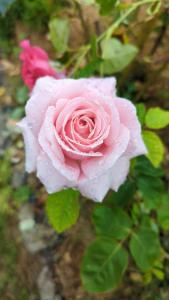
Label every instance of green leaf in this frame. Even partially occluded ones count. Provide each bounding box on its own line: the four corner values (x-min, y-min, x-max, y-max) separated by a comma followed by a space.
129, 228, 161, 272
157, 195, 169, 231
93, 206, 132, 240
131, 203, 140, 226
0, 0, 16, 15
136, 103, 146, 126
16, 86, 28, 105
81, 238, 128, 292
82, 0, 95, 4
137, 176, 164, 210
46, 189, 80, 233
142, 130, 164, 167
10, 107, 24, 120
147, 1, 162, 16
135, 156, 164, 178
49, 18, 69, 54
96, 0, 117, 15
74, 58, 102, 78
101, 38, 138, 74
143, 272, 152, 284
110, 180, 136, 207
145, 107, 169, 129
153, 268, 164, 280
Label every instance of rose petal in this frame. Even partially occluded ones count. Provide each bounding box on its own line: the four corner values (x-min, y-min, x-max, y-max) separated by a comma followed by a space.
26, 77, 117, 136
79, 156, 130, 201
115, 97, 147, 157
17, 118, 39, 172
110, 157, 130, 191
81, 124, 130, 179
37, 152, 69, 193
38, 106, 80, 181
20, 39, 49, 61
78, 169, 113, 202
26, 77, 92, 135
20, 39, 30, 49
79, 77, 116, 97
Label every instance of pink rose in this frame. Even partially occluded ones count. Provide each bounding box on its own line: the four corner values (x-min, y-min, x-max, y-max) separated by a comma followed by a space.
19, 40, 64, 90
18, 76, 146, 202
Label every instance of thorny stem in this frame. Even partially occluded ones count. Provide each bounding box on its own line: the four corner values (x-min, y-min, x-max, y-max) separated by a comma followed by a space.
69, 45, 90, 76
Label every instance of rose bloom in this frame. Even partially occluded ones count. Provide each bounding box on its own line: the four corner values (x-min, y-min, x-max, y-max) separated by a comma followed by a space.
19, 40, 64, 90
18, 76, 146, 202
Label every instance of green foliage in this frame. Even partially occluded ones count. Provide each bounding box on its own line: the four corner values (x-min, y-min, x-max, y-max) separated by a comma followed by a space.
147, 0, 162, 16
101, 38, 138, 74
0, 152, 31, 215
74, 58, 102, 78
46, 189, 80, 233
13, 186, 31, 204
157, 195, 169, 231
142, 130, 164, 167
81, 238, 128, 292
93, 205, 132, 239
13, 86, 28, 120
135, 156, 165, 211
137, 176, 164, 210
10, 107, 25, 120
82, 0, 96, 4
0, 151, 31, 300
81, 153, 168, 293
109, 179, 136, 207
0, 213, 30, 299
0, 0, 16, 15
129, 228, 161, 272
19, 0, 52, 29
145, 107, 169, 129
1, 0, 168, 296
96, 0, 117, 15
0, 154, 11, 186
0, 0, 62, 54
134, 156, 164, 178
136, 103, 146, 126
49, 18, 69, 54
16, 86, 29, 105
0, 154, 12, 215
0, 187, 12, 214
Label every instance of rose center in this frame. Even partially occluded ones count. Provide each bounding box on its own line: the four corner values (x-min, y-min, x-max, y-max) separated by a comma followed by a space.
73, 114, 95, 137
79, 119, 87, 127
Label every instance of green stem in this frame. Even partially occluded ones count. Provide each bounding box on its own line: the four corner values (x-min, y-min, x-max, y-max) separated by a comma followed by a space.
69, 0, 161, 76
99, 0, 161, 41
69, 45, 90, 76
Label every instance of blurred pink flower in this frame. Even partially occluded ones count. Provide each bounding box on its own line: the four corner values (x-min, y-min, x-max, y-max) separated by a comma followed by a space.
18, 76, 147, 202
19, 40, 64, 90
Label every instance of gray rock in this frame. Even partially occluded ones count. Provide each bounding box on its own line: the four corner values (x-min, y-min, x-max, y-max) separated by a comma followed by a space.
37, 266, 62, 300
18, 204, 58, 254
19, 203, 34, 221
12, 169, 25, 187
0, 109, 9, 149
